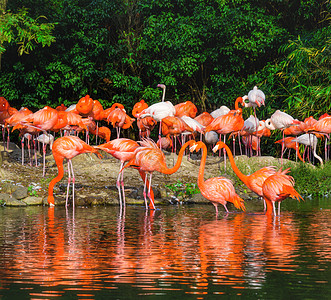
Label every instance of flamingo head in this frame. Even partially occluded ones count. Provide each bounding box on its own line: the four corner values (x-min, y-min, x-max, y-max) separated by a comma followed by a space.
212, 141, 226, 153
265, 118, 276, 130
189, 141, 204, 153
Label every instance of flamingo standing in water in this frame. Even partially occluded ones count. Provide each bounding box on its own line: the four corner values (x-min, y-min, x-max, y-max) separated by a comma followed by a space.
262, 168, 303, 216
47, 136, 102, 207
189, 141, 245, 215
122, 139, 195, 209
213, 141, 276, 211
95, 138, 155, 210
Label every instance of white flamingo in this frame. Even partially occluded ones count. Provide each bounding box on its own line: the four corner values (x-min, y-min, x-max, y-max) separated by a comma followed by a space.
138, 84, 175, 147
293, 133, 323, 166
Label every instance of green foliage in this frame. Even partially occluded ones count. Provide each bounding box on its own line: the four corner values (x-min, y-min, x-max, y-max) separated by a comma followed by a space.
0, 0, 329, 127
276, 28, 331, 119
165, 180, 200, 199
27, 185, 38, 197
0, 7, 55, 55
289, 162, 331, 197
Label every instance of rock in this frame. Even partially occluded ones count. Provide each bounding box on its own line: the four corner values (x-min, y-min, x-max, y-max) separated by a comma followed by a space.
1, 182, 28, 199
23, 196, 44, 205
12, 186, 28, 200
0, 193, 11, 204
5, 198, 27, 206
1, 182, 17, 194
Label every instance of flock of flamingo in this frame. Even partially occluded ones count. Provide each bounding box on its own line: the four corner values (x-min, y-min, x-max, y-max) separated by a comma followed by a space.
0, 84, 330, 217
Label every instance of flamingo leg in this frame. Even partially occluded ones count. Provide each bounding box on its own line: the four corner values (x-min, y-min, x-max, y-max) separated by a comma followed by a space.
147, 173, 154, 209
66, 160, 72, 207
272, 201, 276, 216
143, 174, 149, 209
278, 201, 281, 215
116, 162, 123, 209
21, 137, 24, 166
70, 160, 76, 208
223, 135, 226, 172
120, 167, 126, 207
238, 133, 243, 156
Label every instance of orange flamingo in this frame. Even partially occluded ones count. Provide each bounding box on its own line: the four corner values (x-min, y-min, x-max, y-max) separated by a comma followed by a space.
305, 116, 331, 161
189, 141, 245, 215
95, 138, 141, 209
20, 106, 59, 176
161, 116, 193, 152
132, 99, 148, 118
89, 126, 111, 142
262, 168, 303, 216
47, 136, 102, 207
275, 137, 304, 162
205, 108, 244, 169
213, 141, 276, 210
137, 116, 157, 138
122, 139, 195, 209
76, 95, 94, 116
174, 101, 198, 118
157, 136, 173, 151
194, 112, 214, 127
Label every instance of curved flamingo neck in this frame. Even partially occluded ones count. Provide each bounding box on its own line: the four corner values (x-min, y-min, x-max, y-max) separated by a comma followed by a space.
161, 87, 166, 102
197, 142, 208, 188
161, 140, 193, 174
221, 143, 248, 185
235, 97, 243, 110
47, 154, 64, 205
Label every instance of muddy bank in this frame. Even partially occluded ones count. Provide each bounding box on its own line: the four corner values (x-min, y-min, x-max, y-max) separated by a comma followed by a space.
0, 142, 302, 207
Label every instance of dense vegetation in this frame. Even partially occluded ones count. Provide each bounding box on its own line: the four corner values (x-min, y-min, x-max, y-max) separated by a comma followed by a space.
0, 0, 330, 156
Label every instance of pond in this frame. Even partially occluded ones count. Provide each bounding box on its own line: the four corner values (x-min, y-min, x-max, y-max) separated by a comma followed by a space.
0, 198, 330, 299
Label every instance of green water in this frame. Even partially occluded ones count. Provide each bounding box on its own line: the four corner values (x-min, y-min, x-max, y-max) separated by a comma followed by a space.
0, 198, 330, 299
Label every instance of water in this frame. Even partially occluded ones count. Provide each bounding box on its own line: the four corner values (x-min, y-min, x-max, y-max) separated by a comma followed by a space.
0, 198, 330, 299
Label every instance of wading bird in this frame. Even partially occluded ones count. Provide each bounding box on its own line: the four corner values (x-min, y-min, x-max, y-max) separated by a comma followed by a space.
262, 168, 303, 216
47, 136, 102, 207
190, 141, 245, 215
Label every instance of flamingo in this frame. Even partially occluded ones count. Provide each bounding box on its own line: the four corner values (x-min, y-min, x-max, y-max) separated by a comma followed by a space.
265, 110, 301, 164
35, 133, 54, 173
161, 116, 193, 152
138, 84, 176, 146
180, 115, 205, 142
213, 141, 276, 211
122, 139, 195, 209
132, 99, 149, 118
262, 168, 303, 216
293, 133, 323, 166
205, 108, 244, 169
157, 136, 173, 151
194, 112, 214, 127
95, 138, 138, 208
275, 137, 304, 162
47, 136, 102, 207
241, 115, 265, 156
89, 126, 111, 143
76, 94, 94, 116
189, 141, 245, 215
20, 106, 59, 176
137, 116, 157, 139
210, 97, 245, 118
305, 116, 331, 161
174, 101, 198, 118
